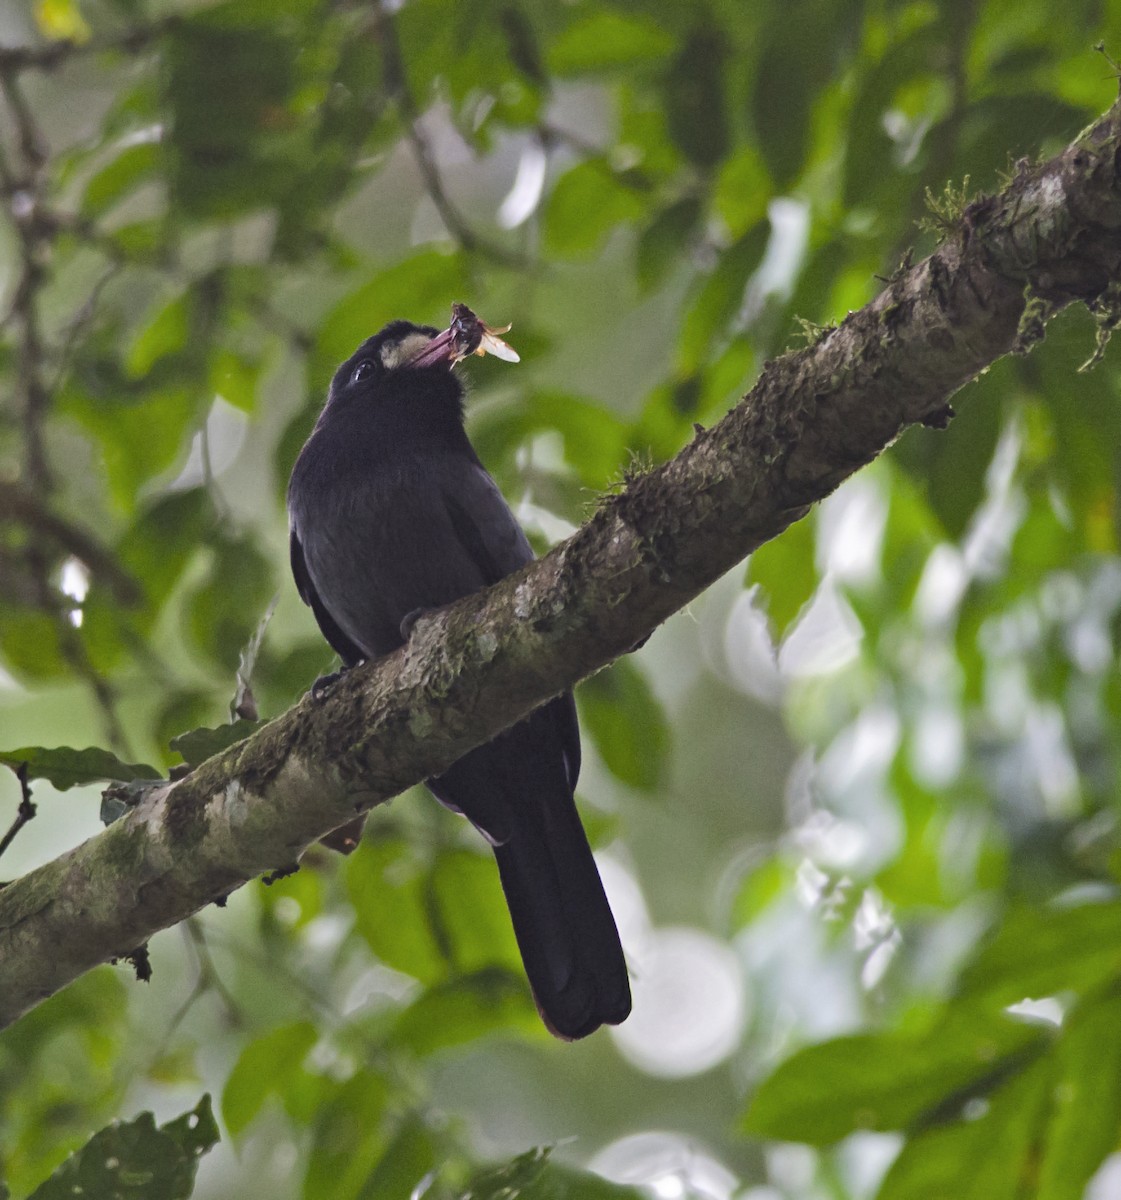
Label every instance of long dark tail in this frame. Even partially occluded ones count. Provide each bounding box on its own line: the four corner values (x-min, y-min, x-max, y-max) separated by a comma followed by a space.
428, 699, 630, 1039
492, 786, 631, 1039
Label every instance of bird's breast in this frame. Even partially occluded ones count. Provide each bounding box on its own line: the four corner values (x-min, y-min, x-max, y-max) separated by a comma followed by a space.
293, 453, 490, 659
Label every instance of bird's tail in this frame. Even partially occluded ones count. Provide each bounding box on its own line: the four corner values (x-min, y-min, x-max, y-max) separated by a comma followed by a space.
491, 787, 631, 1040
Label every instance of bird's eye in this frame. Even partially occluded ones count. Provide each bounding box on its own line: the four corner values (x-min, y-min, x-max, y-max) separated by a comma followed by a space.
351, 360, 375, 385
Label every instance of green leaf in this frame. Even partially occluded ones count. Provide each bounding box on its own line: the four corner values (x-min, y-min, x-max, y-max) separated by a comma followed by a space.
256, 641, 335, 710
395, 0, 539, 132
712, 146, 771, 240
28, 1095, 219, 1200
678, 221, 769, 373
842, 27, 935, 209
347, 839, 519, 985
82, 142, 162, 218
956, 900, 1121, 1009
547, 11, 675, 76
389, 970, 536, 1056
0, 746, 159, 790
500, 6, 546, 85
751, 1, 845, 190
34, 0, 90, 42
579, 658, 670, 791
544, 161, 646, 259
110, 219, 165, 260
61, 378, 203, 512
430, 849, 522, 974
126, 292, 193, 379
636, 197, 702, 293
153, 692, 223, 769
303, 1074, 388, 1200
185, 536, 275, 671
894, 360, 1007, 540
115, 487, 213, 614
160, 1095, 220, 1161
950, 94, 1092, 187
0, 968, 127, 1066
165, 19, 301, 219
746, 514, 818, 638
169, 719, 265, 767
209, 349, 261, 413
1031, 306, 1121, 546
877, 1055, 1053, 1200
0, 609, 73, 681
346, 838, 448, 985
469, 390, 629, 491
221, 1021, 318, 1138
459, 1148, 644, 1200
663, 27, 730, 171
1037, 991, 1121, 1200
359, 1115, 439, 1200
745, 1008, 1049, 1144
189, 0, 322, 28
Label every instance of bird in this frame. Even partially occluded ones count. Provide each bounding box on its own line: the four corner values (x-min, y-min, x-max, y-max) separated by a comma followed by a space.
286, 309, 631, 1039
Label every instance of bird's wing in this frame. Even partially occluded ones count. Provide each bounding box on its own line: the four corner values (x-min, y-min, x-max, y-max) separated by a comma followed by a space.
441, 462, 534, 586
290, 526, 365, 666
552, 692, 582, 792
440, 463, 582, 791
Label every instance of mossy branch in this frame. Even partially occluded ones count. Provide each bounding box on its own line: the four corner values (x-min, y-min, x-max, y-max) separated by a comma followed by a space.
4, 95, 1121, 1030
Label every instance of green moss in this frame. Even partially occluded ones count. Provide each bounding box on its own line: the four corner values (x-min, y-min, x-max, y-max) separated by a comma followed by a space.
1015, 286, 1055, 354
163, 778, 211, 851
917, 176, 973, 237
792, 316, 835, 347
1079, 280, 1121, 372
99, 819, 149, 879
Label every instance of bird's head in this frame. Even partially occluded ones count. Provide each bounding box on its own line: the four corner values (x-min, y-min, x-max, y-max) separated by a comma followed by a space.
328, 307, 519, 405
328, 321, 442, 402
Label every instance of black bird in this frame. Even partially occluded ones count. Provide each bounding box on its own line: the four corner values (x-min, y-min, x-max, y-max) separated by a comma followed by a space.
287, 312, 631, 1039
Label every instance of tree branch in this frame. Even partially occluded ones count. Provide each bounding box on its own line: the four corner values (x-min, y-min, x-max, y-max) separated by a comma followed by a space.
3, 96, 1121, 1030
0, 481, 139, 604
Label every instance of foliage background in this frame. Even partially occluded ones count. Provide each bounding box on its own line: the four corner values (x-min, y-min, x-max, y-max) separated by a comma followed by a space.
2, 0, 1121, 1196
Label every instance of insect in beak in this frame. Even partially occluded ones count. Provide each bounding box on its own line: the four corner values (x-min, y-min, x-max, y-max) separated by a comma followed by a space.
474, 322, 520, 362
403, 303, 520, 369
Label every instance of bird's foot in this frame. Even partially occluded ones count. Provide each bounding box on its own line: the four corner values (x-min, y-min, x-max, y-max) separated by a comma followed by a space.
310, 668, 348, 701
400, 607, 437, 640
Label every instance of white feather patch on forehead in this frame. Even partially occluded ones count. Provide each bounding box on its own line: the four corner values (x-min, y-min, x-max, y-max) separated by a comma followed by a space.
380, 331, 435, 370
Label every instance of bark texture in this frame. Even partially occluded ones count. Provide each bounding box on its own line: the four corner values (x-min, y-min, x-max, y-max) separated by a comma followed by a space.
3, 96, 1121, 1030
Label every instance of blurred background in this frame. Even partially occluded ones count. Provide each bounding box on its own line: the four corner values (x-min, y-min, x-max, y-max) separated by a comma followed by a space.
2, 0, 1121, 1196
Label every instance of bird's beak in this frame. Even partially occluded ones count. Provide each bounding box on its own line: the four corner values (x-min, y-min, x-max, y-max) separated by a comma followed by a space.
403, 326, 461, 369
402, 305, 521, 370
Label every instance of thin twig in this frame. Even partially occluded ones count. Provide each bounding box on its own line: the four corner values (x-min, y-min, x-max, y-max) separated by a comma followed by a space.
0, 20, 176, 74
0, 764, 36, 862
242, 292, 313, 351
0, 66, 47, 170
538, 121, 655, 193
161, 918, 245, 1042
375, 11, 526, 268
50, 258, 124, 389
0, 65, 54, 494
